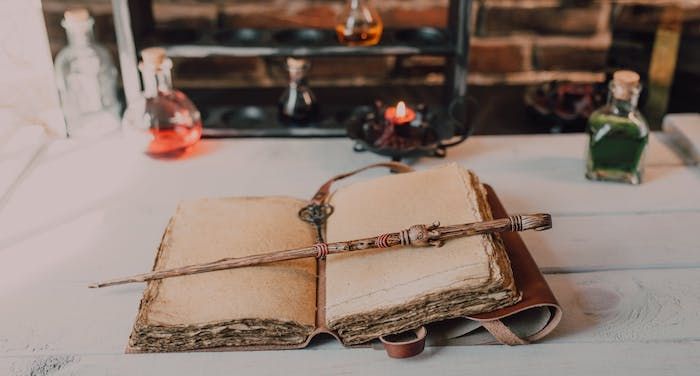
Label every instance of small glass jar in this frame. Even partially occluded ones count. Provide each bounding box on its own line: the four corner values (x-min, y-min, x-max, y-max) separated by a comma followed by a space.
335, 0, 383, 46
586, 71, 649, 184
278, 57, 318, 125
54, 8, 120, 137
122, 47, 202, 158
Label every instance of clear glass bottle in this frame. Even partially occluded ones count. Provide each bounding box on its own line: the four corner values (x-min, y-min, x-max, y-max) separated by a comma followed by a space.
278, 57, 318, 125
54, 8, 120, 137
586, 71, 649, 184
123, 47, 202, 157
335, 0, 383, 46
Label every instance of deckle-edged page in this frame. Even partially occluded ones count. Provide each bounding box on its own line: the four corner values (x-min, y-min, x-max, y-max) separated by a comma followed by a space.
324, 164, 518, 344
129, 197, 318, 351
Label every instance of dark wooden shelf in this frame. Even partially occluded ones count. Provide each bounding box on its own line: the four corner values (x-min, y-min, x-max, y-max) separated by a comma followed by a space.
115, 0, 472, 139
201, 105, 346, 138
190, 86, 455, 138
140, 27, 454, 58
163, 44, 454, 58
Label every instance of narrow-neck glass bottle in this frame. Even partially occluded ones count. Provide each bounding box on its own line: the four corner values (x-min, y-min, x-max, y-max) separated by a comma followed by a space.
278, 57, 318, 125
586, 71, 649, 184
335, 0, 383, 46
123, 48, 202, 158
54, 8, 120, 137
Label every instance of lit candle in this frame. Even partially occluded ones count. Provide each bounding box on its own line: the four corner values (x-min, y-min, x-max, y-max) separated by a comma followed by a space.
384, 101, 416, 125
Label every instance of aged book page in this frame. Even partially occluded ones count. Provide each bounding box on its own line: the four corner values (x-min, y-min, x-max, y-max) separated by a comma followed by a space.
325, 164, 518, 344
129, 197, 318, 351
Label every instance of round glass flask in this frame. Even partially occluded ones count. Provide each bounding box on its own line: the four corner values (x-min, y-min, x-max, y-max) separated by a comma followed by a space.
123, 47, 202, 157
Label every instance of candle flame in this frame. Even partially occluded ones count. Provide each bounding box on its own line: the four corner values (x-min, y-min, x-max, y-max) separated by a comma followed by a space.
396, 101, 407, 118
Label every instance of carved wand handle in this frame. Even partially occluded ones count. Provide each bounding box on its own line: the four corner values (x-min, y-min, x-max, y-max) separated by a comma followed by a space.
89, 214, 551, 288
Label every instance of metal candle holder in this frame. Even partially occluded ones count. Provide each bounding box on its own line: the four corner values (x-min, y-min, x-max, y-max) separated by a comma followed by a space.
347, 98, 470, 160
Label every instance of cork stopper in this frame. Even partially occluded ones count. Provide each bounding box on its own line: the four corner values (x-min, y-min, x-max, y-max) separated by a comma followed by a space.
62, 8, 92, 28
140, 47, 168, 68
286, 57, 309, 70
63, 8, 90, 23
613, 70, 640, 87
611, 70, 641, 101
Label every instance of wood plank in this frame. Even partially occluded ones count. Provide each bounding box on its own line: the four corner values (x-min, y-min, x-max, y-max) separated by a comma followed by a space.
475, 165, 700, 215
0, 134, 696, 250
2, 342, 699, 376
0, 134, 697, 375
421, 133, 699, 214
424, 134, 700, 215
545, 269, 700, 343
431, 132, 685, 168
4, 200, 699, 289
521, 212, 700, 272
1, 220, 698, 357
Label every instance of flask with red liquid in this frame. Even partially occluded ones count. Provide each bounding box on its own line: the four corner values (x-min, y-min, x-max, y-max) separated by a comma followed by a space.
123, 47, 202, 157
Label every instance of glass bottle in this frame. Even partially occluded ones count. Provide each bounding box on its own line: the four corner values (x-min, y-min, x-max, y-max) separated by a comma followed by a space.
54, 8, 120, 137
278, 57, 318, 125
586, 71, 649, 184
123, 47, 202, 157
335, 0, 383, 46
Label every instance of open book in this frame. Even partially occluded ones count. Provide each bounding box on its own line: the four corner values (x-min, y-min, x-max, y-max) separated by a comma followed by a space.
127, 164, 560, 352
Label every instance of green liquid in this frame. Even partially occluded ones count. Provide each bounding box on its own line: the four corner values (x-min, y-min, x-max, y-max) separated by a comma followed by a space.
587, 113, 648, 184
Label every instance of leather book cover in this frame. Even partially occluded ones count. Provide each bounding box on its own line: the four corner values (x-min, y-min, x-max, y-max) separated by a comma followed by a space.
125, 164, 561, 356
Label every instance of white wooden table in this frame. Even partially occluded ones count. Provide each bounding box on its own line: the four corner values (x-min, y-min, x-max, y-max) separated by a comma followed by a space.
1, 133, 699, 375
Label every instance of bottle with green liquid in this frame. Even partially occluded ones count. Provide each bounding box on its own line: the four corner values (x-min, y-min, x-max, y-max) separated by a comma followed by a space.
586, 71, 649, 184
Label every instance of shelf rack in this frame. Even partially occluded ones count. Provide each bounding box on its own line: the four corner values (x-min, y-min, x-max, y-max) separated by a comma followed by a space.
110, 0, 472, 138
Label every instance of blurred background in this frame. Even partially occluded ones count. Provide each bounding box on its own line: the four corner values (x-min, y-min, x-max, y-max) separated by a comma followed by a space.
37, 0, 700, 134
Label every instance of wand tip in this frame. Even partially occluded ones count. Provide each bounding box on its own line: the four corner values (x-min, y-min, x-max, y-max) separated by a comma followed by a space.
534, 213, 552, 231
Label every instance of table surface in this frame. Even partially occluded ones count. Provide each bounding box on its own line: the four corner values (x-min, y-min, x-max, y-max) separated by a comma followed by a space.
1, 132, 699, 375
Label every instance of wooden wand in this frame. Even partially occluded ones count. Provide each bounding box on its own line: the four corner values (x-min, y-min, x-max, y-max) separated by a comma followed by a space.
89, 214, 551, 288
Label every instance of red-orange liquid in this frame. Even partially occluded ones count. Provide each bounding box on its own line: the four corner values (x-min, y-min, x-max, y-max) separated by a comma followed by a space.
147, 122, 202, 158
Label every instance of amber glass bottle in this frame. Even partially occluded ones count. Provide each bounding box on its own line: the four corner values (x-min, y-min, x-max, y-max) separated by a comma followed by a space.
335, 0, 383, 46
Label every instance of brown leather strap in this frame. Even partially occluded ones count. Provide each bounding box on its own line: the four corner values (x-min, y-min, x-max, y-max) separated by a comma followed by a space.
310, 162, 414, 204
379, 326, 427, 358
310, 161, 417, 359
481, 320, 529, 346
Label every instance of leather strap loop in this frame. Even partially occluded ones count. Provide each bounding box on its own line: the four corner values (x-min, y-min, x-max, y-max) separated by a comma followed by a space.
481, 320, 529, 346
310, 162, 414, 205
379, 326, 427, 358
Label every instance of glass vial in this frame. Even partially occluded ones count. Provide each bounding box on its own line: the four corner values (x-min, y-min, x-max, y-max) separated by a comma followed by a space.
54, 8, 120, 137
123, 47, 202, 158
278, 57, 318, 125
335, 0, 383, 46
586, 71, 649, 184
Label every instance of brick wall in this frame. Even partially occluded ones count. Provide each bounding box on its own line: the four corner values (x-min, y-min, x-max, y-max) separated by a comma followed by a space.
42, 0, 699, 88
